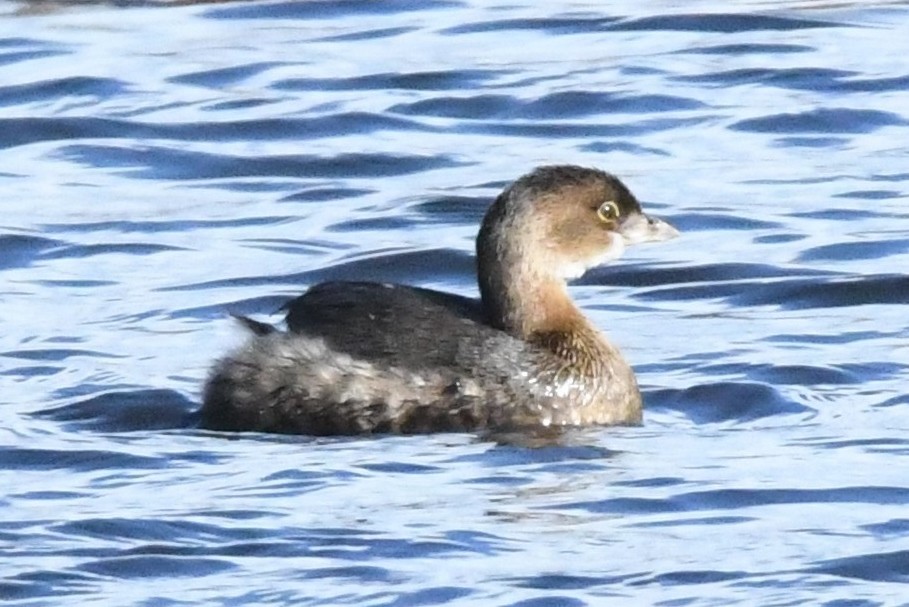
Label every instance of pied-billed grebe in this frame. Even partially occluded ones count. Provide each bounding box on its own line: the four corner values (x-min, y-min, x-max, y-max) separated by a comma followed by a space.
201, 165, 678, 435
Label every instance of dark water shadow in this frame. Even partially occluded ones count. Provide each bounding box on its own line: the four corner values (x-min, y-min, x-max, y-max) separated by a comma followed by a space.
32, 389, 198, 432
648, 381, 814, 424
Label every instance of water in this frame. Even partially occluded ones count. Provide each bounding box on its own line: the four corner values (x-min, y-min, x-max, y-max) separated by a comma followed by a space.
1, 0, 908, 605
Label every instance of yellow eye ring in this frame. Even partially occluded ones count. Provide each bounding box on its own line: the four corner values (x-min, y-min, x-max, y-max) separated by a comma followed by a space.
597, 200, 620, 223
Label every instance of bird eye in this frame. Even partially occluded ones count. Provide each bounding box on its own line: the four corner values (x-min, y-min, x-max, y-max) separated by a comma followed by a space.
596, 201, 620, 223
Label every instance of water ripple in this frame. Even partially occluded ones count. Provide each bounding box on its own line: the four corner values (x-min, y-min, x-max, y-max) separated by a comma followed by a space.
1, 113, 433, 150
0, 234, 63, 269
564, 486, 909, 515
612, 13, 842, 33
808, 550, 909, 583
637, 273, 909, 309
33, 389, 196, 432
56, 145, 464, 180
205, 0, 466, 21
731, 108, 906, 134
650, 381, 813, 423
1, 448, 164, 471
272, 69, 509, 91
390, 91, 705, 119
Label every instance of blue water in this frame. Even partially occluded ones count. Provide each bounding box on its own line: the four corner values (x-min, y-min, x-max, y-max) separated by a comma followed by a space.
1, 0, 908, 605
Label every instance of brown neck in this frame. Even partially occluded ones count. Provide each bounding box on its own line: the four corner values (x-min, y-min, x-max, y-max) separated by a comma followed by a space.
476, 189, 609, 366
484, 270, 584, 337
480, 265, 616, 378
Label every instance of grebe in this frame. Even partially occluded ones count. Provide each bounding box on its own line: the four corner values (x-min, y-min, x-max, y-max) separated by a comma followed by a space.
201, 165, 678, 435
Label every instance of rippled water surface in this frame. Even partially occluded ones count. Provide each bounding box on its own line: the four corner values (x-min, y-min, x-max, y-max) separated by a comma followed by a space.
2, 1, 908, 605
